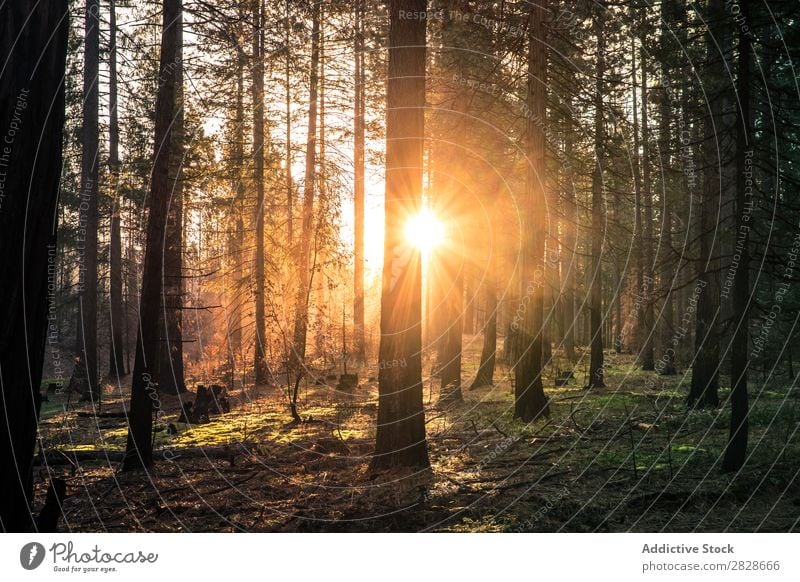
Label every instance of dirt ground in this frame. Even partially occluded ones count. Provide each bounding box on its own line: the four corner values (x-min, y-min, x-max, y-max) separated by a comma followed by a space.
35, 339, 800, 532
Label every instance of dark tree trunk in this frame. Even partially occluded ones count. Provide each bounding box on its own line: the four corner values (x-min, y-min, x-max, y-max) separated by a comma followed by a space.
514, 0, 550, 421
74, 0, 100, 401
370, 0, 430, 471
253, 0, 270, 385
228, 58, 245, 362
588, 2, 606, 389
722, 1, 752, 472
472, 197, 499, 389
285, 0, 294, 248
463, 270, 474, 335
640, 40, 655, 371
0, 0, 68, 532
108, 0, 126, 380
439, 255, 463, 404
353, 0, 366, 364
630, 32, 644, 357
292, 0, 320, 367
562, 122, 578, 363
122, 0, 181, 472
689, 0, 727, 409
159, 0, 186, 395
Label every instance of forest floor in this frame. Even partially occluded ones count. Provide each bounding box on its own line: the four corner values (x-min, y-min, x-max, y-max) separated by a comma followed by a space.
36, 337, 800, 532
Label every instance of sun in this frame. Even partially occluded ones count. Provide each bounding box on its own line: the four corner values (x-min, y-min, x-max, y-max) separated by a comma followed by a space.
405, 207, 445, 253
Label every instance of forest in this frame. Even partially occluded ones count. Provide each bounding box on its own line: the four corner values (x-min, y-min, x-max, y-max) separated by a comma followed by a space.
1, 0, 799, 533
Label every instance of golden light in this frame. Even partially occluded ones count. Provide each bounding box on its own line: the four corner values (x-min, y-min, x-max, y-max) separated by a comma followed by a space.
405, 207, 445, 253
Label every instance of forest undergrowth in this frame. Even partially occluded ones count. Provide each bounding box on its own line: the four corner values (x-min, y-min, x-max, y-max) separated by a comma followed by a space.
36, 339, 799, 532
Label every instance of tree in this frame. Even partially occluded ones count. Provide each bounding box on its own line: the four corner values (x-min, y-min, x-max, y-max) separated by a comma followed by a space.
353, 0, 367, 364
371, 0, 430, 471
689, 0, 729, 409
292, 0, 321, 368
74, 0, 100, 401
0, 0, 69, 530
252, 0, 270, 385
722, 0, 752, 472
514, 0, 551, 420
159, 0, 187, 395
587, 0, 606, 389
108, 0, 126, 380
123, 0, 182, 471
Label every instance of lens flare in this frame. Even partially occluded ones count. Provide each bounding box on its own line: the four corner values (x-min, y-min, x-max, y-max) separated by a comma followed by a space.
405, 208, 445, 253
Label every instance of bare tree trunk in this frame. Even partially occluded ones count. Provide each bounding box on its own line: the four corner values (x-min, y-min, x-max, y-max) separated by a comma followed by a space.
463, 270, 474, 335
0, 0, 68, 531
588, 2, 606, 388
74, 0, 100, 401
562, 121, 578, 363
159, 0, 186, 395
630, 30, 644, 357
640, 37, 656, 371
689, 0, 727, 408
370, 0, 430, 471
252, 0, 270, 385
108, 0, 126, 380
353, 0, 366, 364
439, 252, 463, 403
228, 58, 245, 362
723, 1, 751, 472
472, 190, 500, 388
123, 0, 181, 472
285, 0, 294, 248
292, 0, 320, 366
514, 0, 550, 420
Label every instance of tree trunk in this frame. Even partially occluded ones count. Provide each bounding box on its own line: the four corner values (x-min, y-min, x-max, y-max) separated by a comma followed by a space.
353, 0, 366, 363
689, 0, 727, 409
514, 0, 551, 420
472, 187, 500, 389
370, 0, 430, 471
640, 39, 656, 371
588, 2, 606, 388
439, 253, 463, 404
122, 0, 181, 472
722, 1, 751, 472
353, 0, 367, 364
292, 0, 320, 367
562, 120, 578, 363
0, 0, 68, 531
159, 0, 186, 395
108, 0, 126, 380
73, 0, 100, 401
285, 0, 294, 248
253, 0, 270, 385
228, 58, 245, 363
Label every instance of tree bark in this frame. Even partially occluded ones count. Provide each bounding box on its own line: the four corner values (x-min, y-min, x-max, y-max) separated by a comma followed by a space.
108, 0, 126, 380
370, 0, 430, 470
722, 0, 752, 472
514, 0, 551, 420
562, 118, 578, 363
588, 2, 606, 388
689, 0, 728, 409
292, 0, 320, 367
122, 0, 181, 471
252, 0, 270, 385
73, 0, 100, 401
159, 0, 186, 395
0, 0, 68, 531
639, 32, 656, 371
353, 0, 367, 365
